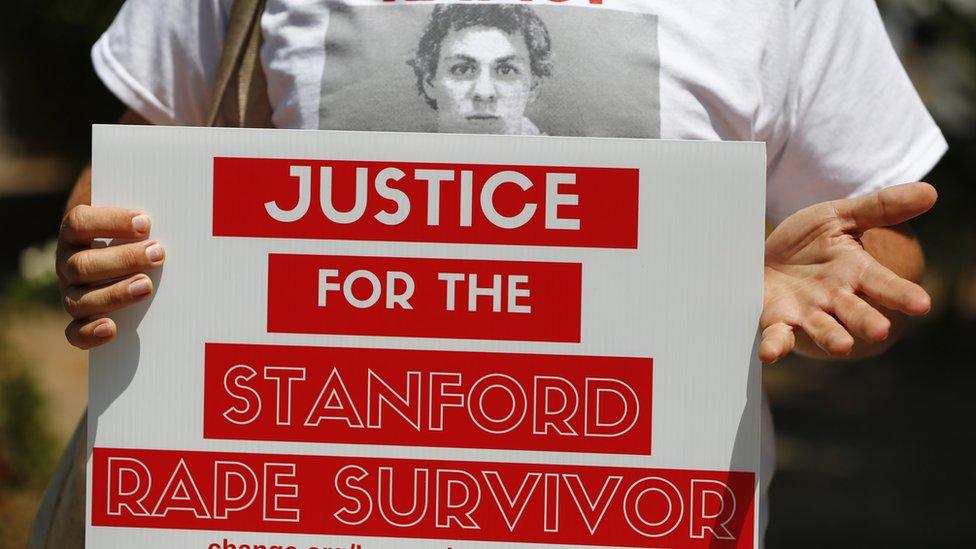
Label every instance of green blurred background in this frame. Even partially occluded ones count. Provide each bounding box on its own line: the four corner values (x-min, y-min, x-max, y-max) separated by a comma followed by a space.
0, 1, 973, 547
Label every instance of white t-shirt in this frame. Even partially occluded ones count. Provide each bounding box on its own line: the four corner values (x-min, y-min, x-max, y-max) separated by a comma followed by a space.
91, 0, 947, 542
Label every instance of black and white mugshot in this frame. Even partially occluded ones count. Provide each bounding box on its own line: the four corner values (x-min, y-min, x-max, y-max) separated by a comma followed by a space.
317, 3, 658, 138
408, 5, 552, 135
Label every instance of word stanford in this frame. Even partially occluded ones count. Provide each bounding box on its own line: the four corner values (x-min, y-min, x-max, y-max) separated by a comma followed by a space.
203, 343, 652, 454
212, 157, 638, 248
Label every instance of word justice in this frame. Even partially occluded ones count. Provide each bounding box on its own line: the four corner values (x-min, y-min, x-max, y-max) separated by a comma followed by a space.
263, 165, 580, 230
221, 365, 641, 439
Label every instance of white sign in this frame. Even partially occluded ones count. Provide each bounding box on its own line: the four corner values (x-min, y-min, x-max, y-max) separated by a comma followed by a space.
88, 125, 765, 549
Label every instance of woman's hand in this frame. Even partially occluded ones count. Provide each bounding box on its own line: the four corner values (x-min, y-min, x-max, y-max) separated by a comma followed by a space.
57, 205, 165, 349
760, 182, 937, 364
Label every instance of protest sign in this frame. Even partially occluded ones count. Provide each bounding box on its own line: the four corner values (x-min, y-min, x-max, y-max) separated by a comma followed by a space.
87, 125, 765, 548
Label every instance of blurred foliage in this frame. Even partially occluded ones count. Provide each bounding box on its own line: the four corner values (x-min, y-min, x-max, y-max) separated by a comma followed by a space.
0, 349, 56, 490
884, 0, 976, 133
0, 345, 57, 548
0, 8, 106, 539
1, 239, 62, 308
1, 275, 62, 309
0, 0, 125, 160
0, 302, 58, 546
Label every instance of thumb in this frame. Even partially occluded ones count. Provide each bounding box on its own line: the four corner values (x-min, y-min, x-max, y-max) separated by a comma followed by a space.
833, 182, 937, 231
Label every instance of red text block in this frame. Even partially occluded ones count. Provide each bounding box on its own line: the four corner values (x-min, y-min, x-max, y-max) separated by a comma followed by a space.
204, 343, 652, 455
92, 447, 755, 548
267, 254, 582, 342
212, 157, 638, 248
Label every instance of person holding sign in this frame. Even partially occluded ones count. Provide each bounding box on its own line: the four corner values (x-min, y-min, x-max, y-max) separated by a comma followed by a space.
48, 0, 945, 545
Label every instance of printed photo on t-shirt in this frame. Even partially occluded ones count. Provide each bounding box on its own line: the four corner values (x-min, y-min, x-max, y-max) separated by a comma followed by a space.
318, 3, 660, 138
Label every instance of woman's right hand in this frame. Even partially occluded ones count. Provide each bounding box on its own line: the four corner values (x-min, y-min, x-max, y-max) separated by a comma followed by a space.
57, 205, 165, 349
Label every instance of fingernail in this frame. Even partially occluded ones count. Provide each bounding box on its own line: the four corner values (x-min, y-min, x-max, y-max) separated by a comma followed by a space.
93, 322, 112, 338
128, 278, 152, 297
146, 244, 164, 263
132, 214, 150, 233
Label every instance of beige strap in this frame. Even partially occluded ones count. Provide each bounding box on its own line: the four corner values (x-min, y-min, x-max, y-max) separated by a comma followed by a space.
206, 0, 273, 128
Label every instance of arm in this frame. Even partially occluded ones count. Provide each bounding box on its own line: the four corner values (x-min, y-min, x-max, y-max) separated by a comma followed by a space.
760, 182, 936, 364
65, 166, 92, 211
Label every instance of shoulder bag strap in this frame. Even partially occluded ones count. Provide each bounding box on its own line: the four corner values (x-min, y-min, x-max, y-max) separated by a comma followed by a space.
207, 0, 273, 128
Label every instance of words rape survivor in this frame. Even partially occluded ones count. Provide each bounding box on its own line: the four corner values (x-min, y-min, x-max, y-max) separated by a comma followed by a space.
93, 449, 755, 548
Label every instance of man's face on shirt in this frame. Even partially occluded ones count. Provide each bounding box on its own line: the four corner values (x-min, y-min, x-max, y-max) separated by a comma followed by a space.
425, 25, 537, 134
